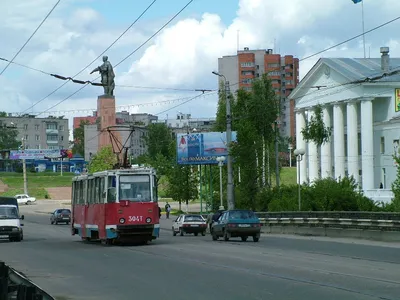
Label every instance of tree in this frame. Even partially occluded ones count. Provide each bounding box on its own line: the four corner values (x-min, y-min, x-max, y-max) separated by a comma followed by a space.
301, 104, 332, 179
72, 120, 90, 156
88, 145, 118, 173
227, 75, 279, 208
390, 152, 400, 212
0, 121, 20, 150
166, 165, 198, 211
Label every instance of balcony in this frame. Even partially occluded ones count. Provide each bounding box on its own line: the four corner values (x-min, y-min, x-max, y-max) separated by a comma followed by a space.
47, 140, 58, 144
46, 129, 58, 135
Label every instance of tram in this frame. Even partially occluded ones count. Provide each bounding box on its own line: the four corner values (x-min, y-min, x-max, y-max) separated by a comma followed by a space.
71, 166, 160, 245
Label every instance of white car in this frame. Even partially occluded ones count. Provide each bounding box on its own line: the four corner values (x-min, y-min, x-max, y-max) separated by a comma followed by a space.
172, 214, 207, 236
15, 194, 36, 205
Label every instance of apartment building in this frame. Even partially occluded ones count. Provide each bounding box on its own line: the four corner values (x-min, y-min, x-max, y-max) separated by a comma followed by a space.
154, 112, 216, 134
217, 48, 299, 138
0, 114, 69, 150
82, 112, 158, 161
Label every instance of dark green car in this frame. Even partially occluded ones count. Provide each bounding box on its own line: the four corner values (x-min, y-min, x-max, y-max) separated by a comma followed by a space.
211, 210, 261, 242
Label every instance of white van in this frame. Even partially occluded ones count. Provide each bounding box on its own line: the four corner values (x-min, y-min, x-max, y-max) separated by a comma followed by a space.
0, 205, 24, 242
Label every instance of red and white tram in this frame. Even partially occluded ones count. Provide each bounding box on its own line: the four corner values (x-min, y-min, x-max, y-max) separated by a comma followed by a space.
71, 166, 160, 245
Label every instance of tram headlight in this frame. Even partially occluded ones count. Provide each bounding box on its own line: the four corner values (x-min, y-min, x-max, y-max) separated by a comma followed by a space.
119, 218, 126, 224
146, 217, 151, 223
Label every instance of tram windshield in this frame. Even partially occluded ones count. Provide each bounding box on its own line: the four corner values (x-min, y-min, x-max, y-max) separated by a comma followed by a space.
119, 175, 152, 202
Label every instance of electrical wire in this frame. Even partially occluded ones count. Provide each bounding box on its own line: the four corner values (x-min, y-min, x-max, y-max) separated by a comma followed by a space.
300, 15, 400, 62
34, 0, 194, 118
20, 0, 158, 115
0, 0, 62, 76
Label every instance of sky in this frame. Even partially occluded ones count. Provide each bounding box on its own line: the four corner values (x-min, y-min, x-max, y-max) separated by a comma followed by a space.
1, 0, 400, 138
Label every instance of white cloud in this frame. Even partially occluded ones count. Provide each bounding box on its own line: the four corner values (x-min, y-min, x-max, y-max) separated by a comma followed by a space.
1, 0, 400, 132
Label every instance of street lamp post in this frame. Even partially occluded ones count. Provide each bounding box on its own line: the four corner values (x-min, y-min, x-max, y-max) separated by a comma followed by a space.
294, 148, 305, 211
216, 156, 226, 210
212, 71, 234, 209
288, 144, 293, 168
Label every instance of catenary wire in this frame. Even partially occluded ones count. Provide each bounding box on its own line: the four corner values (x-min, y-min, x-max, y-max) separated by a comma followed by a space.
20, 0, 158, 115
0, 0, 62, 76
34, 0, 195, 118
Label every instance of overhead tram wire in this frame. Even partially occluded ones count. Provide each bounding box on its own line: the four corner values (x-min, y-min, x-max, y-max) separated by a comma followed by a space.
34, 0, 195, 118
300, 15, 400, 62
0, 0, 62, 76
20, 0, 158, 115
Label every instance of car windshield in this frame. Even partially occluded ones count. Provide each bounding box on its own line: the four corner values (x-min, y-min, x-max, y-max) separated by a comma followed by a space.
58, 209, 71, 214
228, 210, 257, 220
0, 207, 18, 219
184, 215, 204, 222
119, 175, 151, 202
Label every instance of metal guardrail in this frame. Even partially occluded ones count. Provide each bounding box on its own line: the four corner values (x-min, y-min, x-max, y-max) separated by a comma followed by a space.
258, 217, 400, 231
0, 261, 55, 300
255, 211, 400, 220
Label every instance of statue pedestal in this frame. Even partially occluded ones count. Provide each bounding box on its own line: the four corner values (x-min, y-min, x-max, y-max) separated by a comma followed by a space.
97, 95, 121, 154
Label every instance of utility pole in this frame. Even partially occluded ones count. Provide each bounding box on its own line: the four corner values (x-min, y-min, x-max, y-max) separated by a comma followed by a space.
275, 121, 280, 187
21, 138, 28, 195
225, 80, 235, 209
212, 71, 235, 209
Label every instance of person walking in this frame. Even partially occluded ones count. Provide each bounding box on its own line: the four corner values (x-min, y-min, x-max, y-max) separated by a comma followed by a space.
165, 202, 171, 219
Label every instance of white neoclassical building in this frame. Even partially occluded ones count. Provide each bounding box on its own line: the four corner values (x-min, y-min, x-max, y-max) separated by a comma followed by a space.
290, 47, 400, 203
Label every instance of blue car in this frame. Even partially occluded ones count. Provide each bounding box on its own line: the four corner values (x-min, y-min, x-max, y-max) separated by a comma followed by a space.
211, 209, 261, 242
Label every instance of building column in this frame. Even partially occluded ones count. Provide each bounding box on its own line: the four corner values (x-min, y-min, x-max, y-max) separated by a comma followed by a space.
346, 101, 359, 183
333, 103, 345, 179
321, 105, 332, 178
295, 109, 307, 184
307, 109, 318, 183
361, 98, 374, 190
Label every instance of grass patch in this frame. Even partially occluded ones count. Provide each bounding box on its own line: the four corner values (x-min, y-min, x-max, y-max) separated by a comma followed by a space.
0, 173, 74, 189
0, 188, 49, 199
278, 167, 297, 186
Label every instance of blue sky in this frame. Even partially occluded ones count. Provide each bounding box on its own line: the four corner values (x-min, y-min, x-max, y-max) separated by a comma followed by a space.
1, 0, 400, 129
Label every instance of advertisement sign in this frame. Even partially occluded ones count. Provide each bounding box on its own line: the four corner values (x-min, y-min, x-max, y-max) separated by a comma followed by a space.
395, 89, 400, 112
177, 131, 237, 165
9, 149, 61, 160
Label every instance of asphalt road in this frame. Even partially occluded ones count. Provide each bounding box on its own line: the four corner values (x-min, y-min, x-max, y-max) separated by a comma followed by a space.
0, 208, 399, 300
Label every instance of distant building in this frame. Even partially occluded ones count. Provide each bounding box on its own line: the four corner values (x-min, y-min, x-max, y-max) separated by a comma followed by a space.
0, 114, 69, 150
83, 112, 158, 161
217, 47, 299, 138
154, 112, 216, 134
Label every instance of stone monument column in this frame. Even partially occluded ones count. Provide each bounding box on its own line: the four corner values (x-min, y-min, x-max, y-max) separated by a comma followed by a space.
97, 95, 120, 151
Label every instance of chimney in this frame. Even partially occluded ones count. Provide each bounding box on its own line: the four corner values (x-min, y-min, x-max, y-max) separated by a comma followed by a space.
380, 47, 390, 72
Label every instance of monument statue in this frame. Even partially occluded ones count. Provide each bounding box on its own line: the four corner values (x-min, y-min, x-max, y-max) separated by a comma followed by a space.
90, 55, 115, 96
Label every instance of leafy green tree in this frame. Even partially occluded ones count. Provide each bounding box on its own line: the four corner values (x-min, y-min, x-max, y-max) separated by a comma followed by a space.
390, 152, 400, 212
0, 120, 20, 150
72, 120, 90, 156
88, 145, 117, 173
166, 165, 198, 210
301, 104, 332, 179
143, 123, 175, 160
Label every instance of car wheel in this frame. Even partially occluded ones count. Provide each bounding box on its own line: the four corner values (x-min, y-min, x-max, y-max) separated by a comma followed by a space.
172, 227, 177, 236
212, 232, 218, 241
201, 231, 206, 236
194, 232, 198, 236
180, 228, 184, 236
241, 236, 248, 242
253, 236, 259, 242
223, 230, 230, 241
66, 222, 70, 225
55, 221, 58, 225
51, 221, 54, 225
26, 201, 30, 205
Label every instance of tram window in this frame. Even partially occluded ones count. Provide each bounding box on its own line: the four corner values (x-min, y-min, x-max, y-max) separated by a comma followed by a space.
153, 175, 158, 202
107, 176, 117, 203
100, 177, 105, 203
119, 175, 151, 202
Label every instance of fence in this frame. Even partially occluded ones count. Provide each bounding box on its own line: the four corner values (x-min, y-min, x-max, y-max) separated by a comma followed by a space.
0, 261, 55, 300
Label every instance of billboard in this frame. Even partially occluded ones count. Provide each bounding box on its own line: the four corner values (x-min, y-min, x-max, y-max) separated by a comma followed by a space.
177, 131, 237, 165
395, 89, 400, 112
9, 149, 61, 160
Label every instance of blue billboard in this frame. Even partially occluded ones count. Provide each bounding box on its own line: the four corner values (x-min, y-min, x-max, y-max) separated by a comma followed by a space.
177, 131, 237, 165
